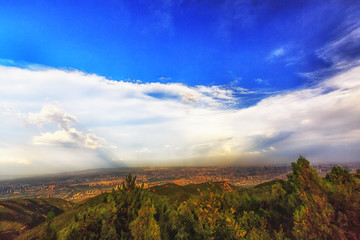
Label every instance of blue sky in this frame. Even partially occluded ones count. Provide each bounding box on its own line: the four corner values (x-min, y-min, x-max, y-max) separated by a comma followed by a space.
0, 0, 360, 176
1, 1, 358, 91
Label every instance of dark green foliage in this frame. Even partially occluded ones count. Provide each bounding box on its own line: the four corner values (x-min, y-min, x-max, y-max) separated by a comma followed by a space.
46, 211, 56, 223
171, 191, 247, 239
40, 211, 58, 240
326, 166, 356, 187
40, 223, 58, 240
46, 173, 159, 240
326, 166, 360, 240
149, 181, 235, 203
12, 158, 360, 240
153, 197, 175, 240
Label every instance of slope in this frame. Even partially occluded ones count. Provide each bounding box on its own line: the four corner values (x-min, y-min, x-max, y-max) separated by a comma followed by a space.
0, 198, 74, 240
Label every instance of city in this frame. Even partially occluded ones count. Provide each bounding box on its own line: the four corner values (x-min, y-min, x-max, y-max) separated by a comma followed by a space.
1, 163, 359, 203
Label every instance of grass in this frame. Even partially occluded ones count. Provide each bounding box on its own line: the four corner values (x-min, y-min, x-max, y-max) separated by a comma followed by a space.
0, 221, 24, 231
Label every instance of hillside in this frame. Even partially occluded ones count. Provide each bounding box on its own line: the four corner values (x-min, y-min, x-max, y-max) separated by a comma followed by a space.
16, 181, 239, 240
0, 198, 74, 240
1, 157, 360, 239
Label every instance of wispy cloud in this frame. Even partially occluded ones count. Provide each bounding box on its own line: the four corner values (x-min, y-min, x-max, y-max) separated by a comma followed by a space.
158, 76, 171, 81
0, 58, 15, 66
271, 47, 285, 57
254, 78, 269, 85
268, 47, 286, 61
140, 0, 183, 35
316, 23, 360, 70
301, 14, 360, 80
218, 0, 266, 37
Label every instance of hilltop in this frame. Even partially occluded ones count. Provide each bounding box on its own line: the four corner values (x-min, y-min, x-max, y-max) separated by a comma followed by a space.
148, 181, 238, 203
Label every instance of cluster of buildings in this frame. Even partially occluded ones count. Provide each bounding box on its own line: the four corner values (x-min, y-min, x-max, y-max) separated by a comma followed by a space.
1, 163, 359, 202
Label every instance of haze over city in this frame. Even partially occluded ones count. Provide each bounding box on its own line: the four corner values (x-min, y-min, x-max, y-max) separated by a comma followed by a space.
0, 0, 360, 177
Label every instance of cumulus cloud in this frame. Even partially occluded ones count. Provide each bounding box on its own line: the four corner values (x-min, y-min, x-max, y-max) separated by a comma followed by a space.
25, 103, 104, 149
32, 128, 104, 149
0, 64, 359, 174
27, 103, 77, 129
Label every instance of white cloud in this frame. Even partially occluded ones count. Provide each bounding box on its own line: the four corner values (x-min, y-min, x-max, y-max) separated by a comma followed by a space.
273, 48, 285, 57
32, 128, 104, 149
26, 103, 104, 149
254, 78, 269, 85
268, 47, 285, 60
0, 64, 359, 174
27, 103, 77, 129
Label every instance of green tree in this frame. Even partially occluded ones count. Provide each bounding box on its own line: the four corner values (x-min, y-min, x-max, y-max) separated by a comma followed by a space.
289, 156, 344, 240
39, 211, 58, 240
46, 211, 56, 223
130, 200, 161, 240
113, 173, 150, 238
171, 191, 246, 240
326, 166, 360, 239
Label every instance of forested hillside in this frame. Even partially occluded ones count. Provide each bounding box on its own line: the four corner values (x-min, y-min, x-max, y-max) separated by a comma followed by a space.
3, 156, 360, 240
0, 198, 74, 240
